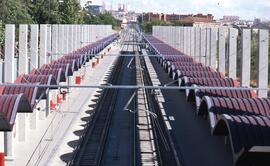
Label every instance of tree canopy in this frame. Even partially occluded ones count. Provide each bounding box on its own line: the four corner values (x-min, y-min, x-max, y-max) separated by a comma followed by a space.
0, 0, 33, 24
0, 0, 118, 25
141, 20, 171, 33
0, 0, 119, 47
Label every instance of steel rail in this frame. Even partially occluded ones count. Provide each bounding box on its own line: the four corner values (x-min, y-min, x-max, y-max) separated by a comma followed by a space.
70, 55, 124, 166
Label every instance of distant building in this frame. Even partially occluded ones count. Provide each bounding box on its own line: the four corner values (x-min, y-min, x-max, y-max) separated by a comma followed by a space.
85, 1, 105, 15
121, 17, 128, 28
165, 14, 181, 22
141, 12, 214, 25
254, 18, 261, 25
89, 5, 104, 15
221, 16, 240, 23
143, 13, 162, 21
178, 14, 214, 26
118, 3, 128, 13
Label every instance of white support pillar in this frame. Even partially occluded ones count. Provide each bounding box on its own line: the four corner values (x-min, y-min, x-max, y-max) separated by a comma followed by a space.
163, 26, 167, 43
76, 25, 79, 49
73, 25, 77, 51
170, 26, 173, 46
58, 24, 62, 55
160, 26, 164, 41
63, 25, 69, 54
18, 24, 28, 75
52, 25, 59, 60
175, 27, 178, 49
180, 27, 184, 52
240, 29, 251, 87
228, 28, 238, 79
89, 25, 92, 43
194, 27, 201, 62
88, 25, 91, 44
190, 27, 195, 57
47, 25, 52, 63
5, 25, 15, 82
172, 27, 176, 48
58, 24, 63, 56
17, 24, 29, 143
77, 24, 79, 49
4, 24, 15, 157
81, 25, 85, 47
210, 28, 217, 69
200, 28, 206, 64
257, 29, 269, 97
29, 25, 39, 130
95, 25, 99, 42
183, 27, 188, 54
39, 24, 47, 66
88, 25, 93, 43
95, 25, 99, 41
176, 27, 181, 50
86, 25, 89, 44
152, 26, 156, 36
91, 25, 95, 43
39, 25, 50, 120
167, 26, 170, 46
186, 27, 191, 56
68, 25, 73, 53
218, 27, 226, 74
168, 26, 171, 46
206, 28, 211, 66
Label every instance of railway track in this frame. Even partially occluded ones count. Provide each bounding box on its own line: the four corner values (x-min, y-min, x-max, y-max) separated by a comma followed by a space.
139, 54, 181, 166
69, 54, 125, 166
70, 27, 137, 166
69, 25, 180, 166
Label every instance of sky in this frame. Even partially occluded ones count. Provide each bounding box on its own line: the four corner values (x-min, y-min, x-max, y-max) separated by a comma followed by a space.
80, 0, 270, 20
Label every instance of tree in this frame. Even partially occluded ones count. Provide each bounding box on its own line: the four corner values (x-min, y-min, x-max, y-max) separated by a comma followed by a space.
0, 21, 4, 45
59, 0, 84, 24
0, 20, 4, 56
0, 0, 32, 24
25, 0, 62, 24
141, 20, 171, 33
83, 10, 118, 29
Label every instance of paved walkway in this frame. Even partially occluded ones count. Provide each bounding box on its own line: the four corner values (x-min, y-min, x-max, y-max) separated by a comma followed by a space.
7, 44, 120, 166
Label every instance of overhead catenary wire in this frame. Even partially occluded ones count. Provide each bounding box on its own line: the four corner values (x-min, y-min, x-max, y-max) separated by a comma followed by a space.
0, 83, 268, 91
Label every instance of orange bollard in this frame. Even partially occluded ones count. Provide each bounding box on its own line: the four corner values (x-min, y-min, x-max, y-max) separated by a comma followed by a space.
96, 58, 99, 64
0, 152, 5, 166
75, 76, 81, 85
57, 94, 62, 104
92, 61, 96, 68
50, 100, 56, 110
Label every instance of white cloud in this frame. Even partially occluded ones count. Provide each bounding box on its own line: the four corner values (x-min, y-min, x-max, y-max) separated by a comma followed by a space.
80, 0, 270, 20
